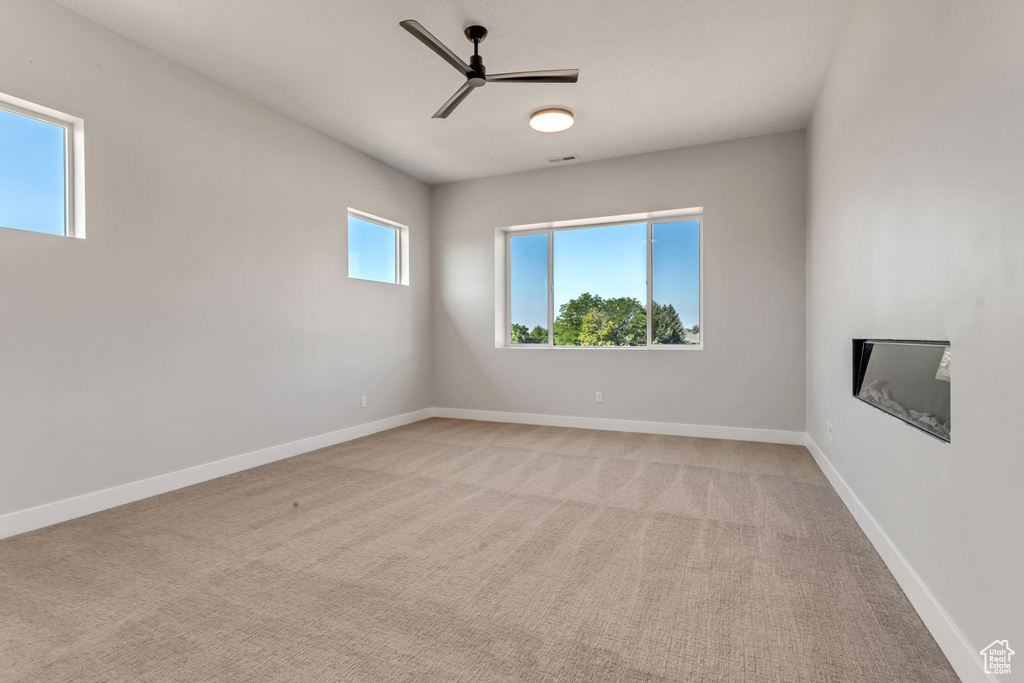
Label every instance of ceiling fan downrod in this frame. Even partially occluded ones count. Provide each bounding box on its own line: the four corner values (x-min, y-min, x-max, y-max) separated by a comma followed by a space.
466, 26, 487, 86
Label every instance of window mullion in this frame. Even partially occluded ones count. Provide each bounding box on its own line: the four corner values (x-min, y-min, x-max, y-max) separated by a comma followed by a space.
646, 222, 653, 346
548, 230, 554, 346
506, 232, 512, 346
63, 125, 72, 237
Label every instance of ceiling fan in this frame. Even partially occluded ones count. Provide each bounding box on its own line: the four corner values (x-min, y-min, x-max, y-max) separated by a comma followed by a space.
399, 20, 579, 119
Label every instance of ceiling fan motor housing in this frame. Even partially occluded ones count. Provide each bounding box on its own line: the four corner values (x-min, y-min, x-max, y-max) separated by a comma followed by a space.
468, 55, 486, 86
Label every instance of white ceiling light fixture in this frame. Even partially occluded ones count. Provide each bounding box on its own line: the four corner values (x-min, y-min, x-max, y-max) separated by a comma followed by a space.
530, 108, 574, 132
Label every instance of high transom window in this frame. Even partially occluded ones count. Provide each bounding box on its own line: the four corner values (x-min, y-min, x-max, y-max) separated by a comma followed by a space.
0, 93, 83, 238
347, 209, 408, 285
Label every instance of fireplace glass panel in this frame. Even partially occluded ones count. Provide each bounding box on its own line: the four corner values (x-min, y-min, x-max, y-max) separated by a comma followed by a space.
853, 340, 951, 442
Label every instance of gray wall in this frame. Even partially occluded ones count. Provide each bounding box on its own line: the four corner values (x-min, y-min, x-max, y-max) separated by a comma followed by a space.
0, 0, 433, 516
807, 0, 1023, 665
432, 132, 806, 431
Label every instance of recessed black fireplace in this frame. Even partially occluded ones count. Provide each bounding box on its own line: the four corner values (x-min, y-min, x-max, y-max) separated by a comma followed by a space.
852, 339, 951, 442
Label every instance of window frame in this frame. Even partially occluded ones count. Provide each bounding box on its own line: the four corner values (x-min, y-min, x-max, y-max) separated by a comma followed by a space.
503, 209, 703, 349
347, 208, 409, 286
0, 92, 85, 239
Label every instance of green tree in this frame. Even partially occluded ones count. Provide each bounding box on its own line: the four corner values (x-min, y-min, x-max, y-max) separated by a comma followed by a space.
512, 323, 548, 344
601, 297, 646, 346
652, 302, 686, 344
578, 308, 615, 346
691, 323, 699, 335
510, 323, 529, 344
555, 292, 604, 346
555, 293, 648, 346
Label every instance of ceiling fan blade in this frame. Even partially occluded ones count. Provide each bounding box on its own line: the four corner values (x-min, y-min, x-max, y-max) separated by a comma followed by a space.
400, 20, 472, 77
433, 82, 475, 119
486, 69, 579, 84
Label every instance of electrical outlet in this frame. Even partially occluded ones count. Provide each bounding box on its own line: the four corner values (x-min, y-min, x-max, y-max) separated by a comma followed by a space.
827, 421, 833, 441
360, 396, 367, 408
595, 391, 603, 403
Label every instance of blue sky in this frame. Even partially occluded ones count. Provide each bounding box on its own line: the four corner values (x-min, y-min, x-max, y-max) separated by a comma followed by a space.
348, 216, 397, 283
0, 107, 66, 236
652, 221, 701, 327
510, 220, 700, 330
509, 233, 549, 330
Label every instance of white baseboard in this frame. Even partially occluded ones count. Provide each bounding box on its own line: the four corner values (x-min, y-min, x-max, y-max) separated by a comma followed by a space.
0, 408, 433, 541
431, 407, 805, 445
803, 434, 990, 683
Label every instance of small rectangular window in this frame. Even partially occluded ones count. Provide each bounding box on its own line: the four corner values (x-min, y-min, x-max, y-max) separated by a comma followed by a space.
504, 210, 702, 348
0, 93, 83, 238
347, 209, 407, 285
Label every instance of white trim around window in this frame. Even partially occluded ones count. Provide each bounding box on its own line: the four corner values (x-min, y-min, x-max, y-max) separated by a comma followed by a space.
496, 207, 703, 350
347, 208, 410, 286
0, 91, 85, 239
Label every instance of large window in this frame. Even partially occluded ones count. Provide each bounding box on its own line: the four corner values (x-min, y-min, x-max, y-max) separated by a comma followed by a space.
507, 212, 701, 348
0, 94, 83, 238
348, 209, 408, 285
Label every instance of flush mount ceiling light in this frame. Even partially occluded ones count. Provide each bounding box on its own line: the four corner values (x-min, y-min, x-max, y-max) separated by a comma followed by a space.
530, 108, 574, 132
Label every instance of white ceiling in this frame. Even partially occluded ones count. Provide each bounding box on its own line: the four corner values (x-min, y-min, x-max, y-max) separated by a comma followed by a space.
53, 0, 853, 185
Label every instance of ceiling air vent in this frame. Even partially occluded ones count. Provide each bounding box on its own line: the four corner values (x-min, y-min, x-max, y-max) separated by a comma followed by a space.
547, 154, 580, 163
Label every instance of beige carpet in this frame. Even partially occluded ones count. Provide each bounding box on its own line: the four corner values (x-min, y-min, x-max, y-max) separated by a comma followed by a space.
0, 418, 957, 682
